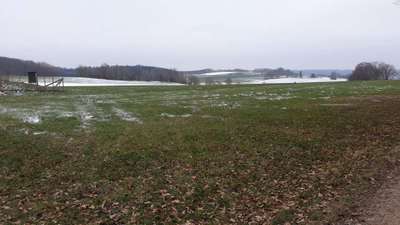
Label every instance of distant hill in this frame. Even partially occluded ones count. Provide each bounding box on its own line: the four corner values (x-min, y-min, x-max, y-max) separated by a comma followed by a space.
0, 56, 188, 84
294, 69, 352, 77
76, 64, 186, 83
254, 68, 296, 77
182, 69, 214, 75
185, 68, 351, 77
0, 56, 68, 76
0, 56, 354, 84
183, 68, 250, 75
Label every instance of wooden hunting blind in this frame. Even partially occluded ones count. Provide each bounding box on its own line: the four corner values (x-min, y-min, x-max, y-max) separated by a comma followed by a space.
28, 72, 38, 84
1, 72, 64, 92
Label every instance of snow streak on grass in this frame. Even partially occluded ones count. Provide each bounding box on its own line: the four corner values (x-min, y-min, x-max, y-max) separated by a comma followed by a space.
112, 107, 142, 123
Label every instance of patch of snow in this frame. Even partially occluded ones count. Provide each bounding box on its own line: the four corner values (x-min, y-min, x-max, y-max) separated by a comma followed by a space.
57, 112, 75, 118
161, 101, 178, 107
211, 102, 241, 109
77, 111, 94, 128
203, 94, 221, 98
198, 71, 237, 76
161, 113, 192, 118
320, 96, 331, 100
243, 77, 347, 85
0, 106, 40, 124
19, 128, 30, 135
112, 107, 142, 123
23, 115, 41, 124
96, 99, 117, 104
75, 104, 95, 128
238, 92, 255, 97
63, 77, 184, 87
79, 111, 94, 121
183, 105, 200, 113
255, 96, 294, 101
214, 102, 228, 107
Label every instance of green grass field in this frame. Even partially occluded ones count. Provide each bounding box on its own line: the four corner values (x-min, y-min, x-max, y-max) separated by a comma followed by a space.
2, 81, 400, 224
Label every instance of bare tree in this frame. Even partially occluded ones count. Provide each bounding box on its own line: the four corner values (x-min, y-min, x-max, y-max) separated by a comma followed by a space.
377, 62, 398, 80
350, 62, 379, 81
349, 62, 398, 81
99, 63, 110, 79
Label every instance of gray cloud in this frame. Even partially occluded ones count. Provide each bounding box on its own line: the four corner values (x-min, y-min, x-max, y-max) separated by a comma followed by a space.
1, 0, 399, 69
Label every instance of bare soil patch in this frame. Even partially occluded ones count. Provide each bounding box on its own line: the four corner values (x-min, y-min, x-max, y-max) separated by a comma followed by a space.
344, 166, 400, 225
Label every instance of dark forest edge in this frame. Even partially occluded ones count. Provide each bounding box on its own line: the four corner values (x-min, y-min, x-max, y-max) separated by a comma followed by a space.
0, 56, 399, 84
0, 56, 189, 84
0, 56, 304, 85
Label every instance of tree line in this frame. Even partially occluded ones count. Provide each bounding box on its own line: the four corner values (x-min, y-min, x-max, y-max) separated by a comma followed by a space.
0, 56, 63, 76
254, 67, 296, 77
76, 64, 188, 84
0, 57, 192, 84
2, 56, 399, 84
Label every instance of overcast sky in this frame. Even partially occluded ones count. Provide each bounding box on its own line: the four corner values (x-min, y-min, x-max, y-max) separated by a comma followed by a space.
1, 0, 399, 70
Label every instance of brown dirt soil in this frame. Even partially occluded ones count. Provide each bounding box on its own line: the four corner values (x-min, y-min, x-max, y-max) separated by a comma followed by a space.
344, 168, 400, 225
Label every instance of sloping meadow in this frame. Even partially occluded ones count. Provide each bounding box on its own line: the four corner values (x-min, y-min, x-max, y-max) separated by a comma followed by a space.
1, 81, 400, 224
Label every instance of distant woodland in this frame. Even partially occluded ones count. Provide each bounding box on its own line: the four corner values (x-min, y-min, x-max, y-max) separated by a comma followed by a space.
0, 56, 65, 76
0, 57, 188, 84
3, 56, 395, 84
76, 64, 187, 83
253, 67, 297, 77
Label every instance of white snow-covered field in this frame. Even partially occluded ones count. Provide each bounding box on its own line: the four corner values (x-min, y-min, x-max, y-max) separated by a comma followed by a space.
2, 75, 347, 87
64, 77, 347, 86
63, 77, 184, 87
242, 77, 347, 85
198, 71, 238, 76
